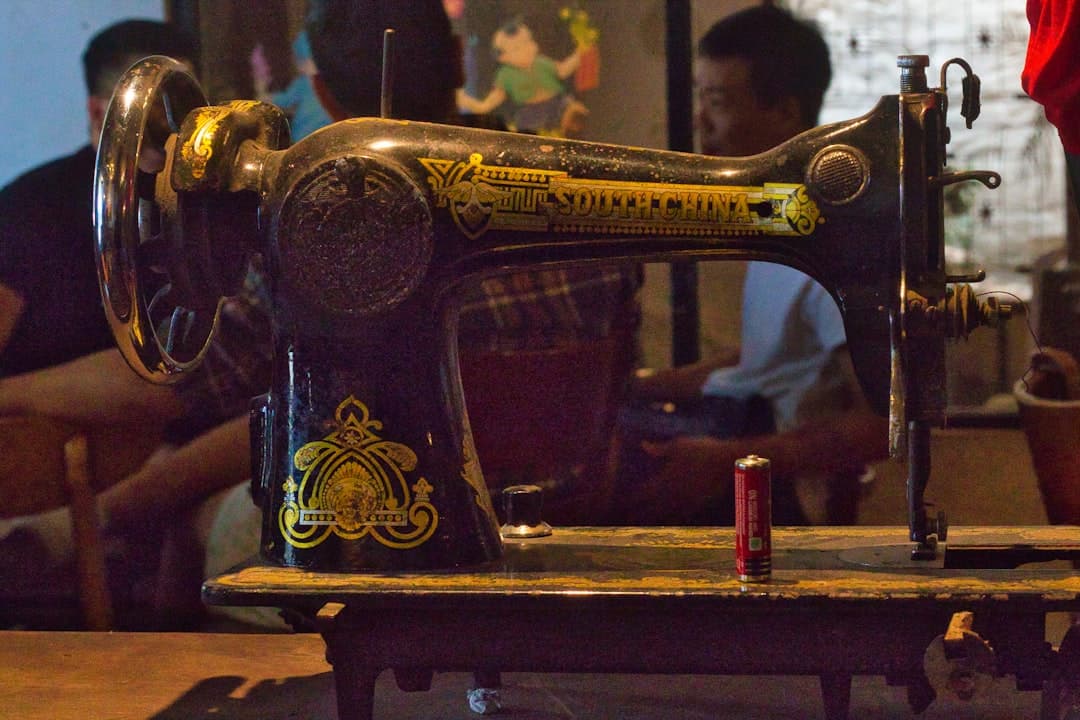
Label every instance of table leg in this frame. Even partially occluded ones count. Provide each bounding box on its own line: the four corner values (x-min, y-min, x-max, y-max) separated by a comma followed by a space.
819, 672, 851, 720
317, 602, 378, 720
329, 657, 378, 720
393, 668, 434, 691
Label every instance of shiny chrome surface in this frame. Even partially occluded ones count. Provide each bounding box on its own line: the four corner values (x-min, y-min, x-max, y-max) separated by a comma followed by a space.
93, 56, 213, 383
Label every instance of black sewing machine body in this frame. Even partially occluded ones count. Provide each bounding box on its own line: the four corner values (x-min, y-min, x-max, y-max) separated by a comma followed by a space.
96, 56, 1001, 571
92, 56, 1080, 720
253, 110, 908, 571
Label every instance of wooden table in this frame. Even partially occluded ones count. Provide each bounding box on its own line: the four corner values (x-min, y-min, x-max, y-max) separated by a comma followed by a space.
203, 525, 1080, 720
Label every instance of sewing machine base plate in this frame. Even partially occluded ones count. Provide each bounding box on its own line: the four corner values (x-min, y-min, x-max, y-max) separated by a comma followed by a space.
203, 526, 1080, 720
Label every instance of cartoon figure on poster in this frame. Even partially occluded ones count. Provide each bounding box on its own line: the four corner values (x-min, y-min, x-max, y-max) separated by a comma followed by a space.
456, 6, 600, 137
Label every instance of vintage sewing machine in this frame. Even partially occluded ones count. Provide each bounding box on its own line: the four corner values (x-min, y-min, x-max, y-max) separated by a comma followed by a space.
94, 55, 1080, 719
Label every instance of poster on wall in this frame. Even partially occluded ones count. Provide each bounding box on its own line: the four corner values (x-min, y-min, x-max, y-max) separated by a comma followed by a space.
446, 0, 667, 148
449, 0, 600, 137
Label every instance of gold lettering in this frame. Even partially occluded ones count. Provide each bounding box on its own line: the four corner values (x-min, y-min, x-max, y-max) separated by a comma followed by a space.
715, 193, 730, 223
700, 193, 717, 222
679, 191, 699, 221
573, 188, 594, 215
595, 189, 616, 217
732, 193, 751, 223
554, 186, 574, 215
634, 190, 653, 220
659, 191, 679, 221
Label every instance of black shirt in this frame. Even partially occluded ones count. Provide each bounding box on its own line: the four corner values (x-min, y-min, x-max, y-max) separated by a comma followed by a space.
0, 145, 116, 375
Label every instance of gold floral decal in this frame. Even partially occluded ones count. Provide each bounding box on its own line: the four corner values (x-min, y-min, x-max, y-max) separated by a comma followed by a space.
783, 184, 823, 235
279, 396, 438, 550
178, 100, 261, 180
421, 154, 823, 239
461, 431, 497, 522
178, 106, 221, 180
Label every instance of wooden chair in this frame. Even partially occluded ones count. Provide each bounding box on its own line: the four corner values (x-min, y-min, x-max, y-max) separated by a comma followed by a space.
0, 416, 111, 629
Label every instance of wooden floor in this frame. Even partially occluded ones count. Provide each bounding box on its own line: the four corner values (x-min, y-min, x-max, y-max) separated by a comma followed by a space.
859, 427, 1048, 527
0, 631, 1048, 720
373, 672, 1044, 720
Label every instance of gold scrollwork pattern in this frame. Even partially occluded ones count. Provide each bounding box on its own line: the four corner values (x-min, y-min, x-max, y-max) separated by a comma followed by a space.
178, 100, 262, 181
781, 183, 823, 235
420, 153, 564, 239
179, 106, 223, 180
420, 154, 824, 239
460, 432, 497, 522
278, 396, 438, 550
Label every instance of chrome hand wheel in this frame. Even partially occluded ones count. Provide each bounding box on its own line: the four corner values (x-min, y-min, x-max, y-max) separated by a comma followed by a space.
94, 55, 217, 383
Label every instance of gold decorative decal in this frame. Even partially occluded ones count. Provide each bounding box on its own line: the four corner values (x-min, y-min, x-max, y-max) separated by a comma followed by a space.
784, 184, 822, 235
461, 433, 496, 521
179, 100, 261, 180
420, 153, 823, 239
179, 106, 221, 180
278, 396, 438, 550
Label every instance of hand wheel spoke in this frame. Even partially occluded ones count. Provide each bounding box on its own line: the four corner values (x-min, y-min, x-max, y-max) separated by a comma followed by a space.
136, 229, 171, 273
137, 198, 161, 247
164, 306, 195, 355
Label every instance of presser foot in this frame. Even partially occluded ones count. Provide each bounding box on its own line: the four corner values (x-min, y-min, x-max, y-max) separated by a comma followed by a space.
911, 537, 940, 561
910, 509, 949, 561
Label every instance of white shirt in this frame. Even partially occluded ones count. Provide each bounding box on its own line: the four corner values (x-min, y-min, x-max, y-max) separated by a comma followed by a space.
701, 261, 848, 432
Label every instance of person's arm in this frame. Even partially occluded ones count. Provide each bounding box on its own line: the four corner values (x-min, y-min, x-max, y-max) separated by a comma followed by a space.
628, 348, 740, 405
636, 410, 888, 524
0, 283, 25, 357
100, 413, 250, 530
7, 413, 252, 567
0, 348, 186, 426
634, 347, 889, 523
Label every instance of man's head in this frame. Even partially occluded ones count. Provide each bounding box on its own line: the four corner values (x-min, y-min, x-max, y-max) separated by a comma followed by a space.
306, 0, 463, 123
695, 6, 831, 157
82, 19, 197, 149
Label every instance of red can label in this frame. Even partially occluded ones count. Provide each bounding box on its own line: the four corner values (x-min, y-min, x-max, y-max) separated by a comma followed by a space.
735, 454, 771, 581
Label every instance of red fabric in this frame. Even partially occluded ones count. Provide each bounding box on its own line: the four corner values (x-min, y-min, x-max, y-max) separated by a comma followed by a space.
1022, 0, 1080, 153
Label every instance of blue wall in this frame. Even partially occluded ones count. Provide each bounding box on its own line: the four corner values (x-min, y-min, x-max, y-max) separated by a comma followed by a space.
0, 1, 164, 188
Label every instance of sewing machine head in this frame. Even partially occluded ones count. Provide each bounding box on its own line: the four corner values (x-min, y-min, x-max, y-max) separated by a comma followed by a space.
94, 54, 1004, 571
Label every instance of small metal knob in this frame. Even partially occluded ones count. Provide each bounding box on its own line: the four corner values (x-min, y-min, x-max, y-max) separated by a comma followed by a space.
500, 484, 552, 538
897, 54, 930, 93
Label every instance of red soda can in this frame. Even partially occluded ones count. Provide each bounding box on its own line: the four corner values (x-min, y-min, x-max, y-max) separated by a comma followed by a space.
735, 454, 772, 582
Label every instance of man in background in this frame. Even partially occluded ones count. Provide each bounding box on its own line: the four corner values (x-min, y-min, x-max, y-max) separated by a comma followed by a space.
622, 5, 889, 526
0, 20, 196, 377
